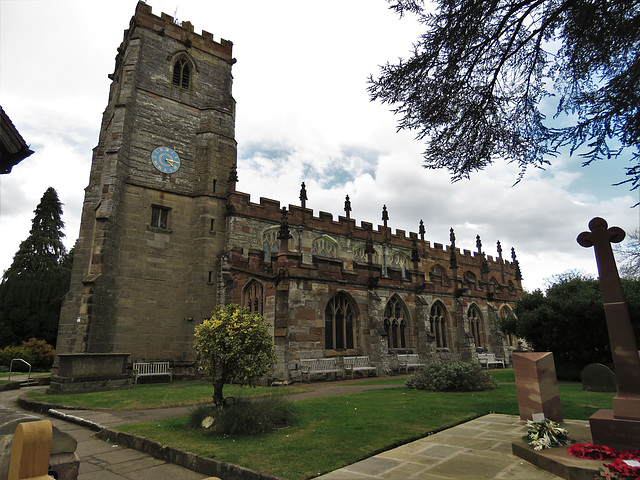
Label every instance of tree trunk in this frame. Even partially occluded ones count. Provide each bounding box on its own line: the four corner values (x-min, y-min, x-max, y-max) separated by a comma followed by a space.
212, 377, 225, 406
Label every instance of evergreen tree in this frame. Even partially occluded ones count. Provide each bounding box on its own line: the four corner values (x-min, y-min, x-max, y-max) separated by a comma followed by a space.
0, 187, 72, 347
370, 0, 639, 193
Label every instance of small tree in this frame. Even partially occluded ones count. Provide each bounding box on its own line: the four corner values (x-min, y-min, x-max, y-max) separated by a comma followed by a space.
194, 304, 276, 406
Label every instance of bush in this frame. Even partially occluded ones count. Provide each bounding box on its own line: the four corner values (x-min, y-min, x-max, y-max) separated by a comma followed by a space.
406, 361, 497, 392
21, 338, 55, 370
189, 396, 296, 435
0, 339, 55, 371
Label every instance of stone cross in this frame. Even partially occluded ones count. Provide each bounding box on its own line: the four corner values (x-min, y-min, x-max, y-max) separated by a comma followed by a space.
578, 217, 640, 424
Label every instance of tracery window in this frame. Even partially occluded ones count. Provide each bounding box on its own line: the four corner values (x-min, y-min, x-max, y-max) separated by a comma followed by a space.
390, 251, 410, 276
429, 301, 448, 348
312, 236, 337, 258
172, 57, 191, 89
325, 293, 356, 350
384, 295, 408, 349
464, 271, 477, 288
468, 304, 483, 348
242, 280, 264, 315
262, 228, 279, 262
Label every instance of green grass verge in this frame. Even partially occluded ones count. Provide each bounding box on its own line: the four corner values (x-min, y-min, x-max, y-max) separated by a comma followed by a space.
488, 368, 515, 383
27, 381, 309, 409
115, 383, 614, 480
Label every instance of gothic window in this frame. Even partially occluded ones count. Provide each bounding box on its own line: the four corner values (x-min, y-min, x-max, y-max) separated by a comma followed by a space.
468, 304, 483, 348
312, 236, 337, 258
325, 293, 356, 350
429, 301, 448, 348
242, 280, 264, 315
464, 271, 477, 288
430, 264, 445, 285
151, 205, 170, 230
262, 228, 279, 262
390, 251, 410, 276
354, 245, 367, 262
172, 57, 191, 89
384, 295, 408, 349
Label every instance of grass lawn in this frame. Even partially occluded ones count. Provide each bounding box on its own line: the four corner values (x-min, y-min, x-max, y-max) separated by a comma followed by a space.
114, 381, 613, 480
27, 381, 309, 409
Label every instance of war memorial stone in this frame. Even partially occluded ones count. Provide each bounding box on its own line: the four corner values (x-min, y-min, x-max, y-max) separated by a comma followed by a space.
513, 351, 563, 422
577, 217, 640, 450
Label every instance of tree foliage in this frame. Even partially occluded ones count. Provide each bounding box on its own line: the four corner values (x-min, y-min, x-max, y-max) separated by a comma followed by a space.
194, 304, 276, 406
370, 0, 640, 192
500, 276, 640, 380
0, 187, 72, 348
615, 228, 640, 279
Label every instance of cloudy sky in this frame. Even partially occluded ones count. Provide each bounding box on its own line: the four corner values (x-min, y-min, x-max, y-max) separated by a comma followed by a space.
1, 0, 638, 291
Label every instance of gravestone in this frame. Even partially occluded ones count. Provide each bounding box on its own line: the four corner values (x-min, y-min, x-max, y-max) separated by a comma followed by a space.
578, 217, 640, 450
513, 352, 563, 422
581, 363, 617, 393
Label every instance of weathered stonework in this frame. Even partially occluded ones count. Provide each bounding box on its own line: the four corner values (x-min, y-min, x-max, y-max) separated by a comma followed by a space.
56, 2, 523, 387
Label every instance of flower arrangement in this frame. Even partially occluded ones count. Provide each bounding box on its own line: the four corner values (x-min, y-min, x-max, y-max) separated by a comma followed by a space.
567, 443, 640, 479
523, 419, 572, 450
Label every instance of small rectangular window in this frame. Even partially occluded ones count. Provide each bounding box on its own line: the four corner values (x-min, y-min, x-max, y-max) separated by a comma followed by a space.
212, 179, 217, 193
208, 271, 214, 283
210, 218, 215, 231
151, 206, 170, 230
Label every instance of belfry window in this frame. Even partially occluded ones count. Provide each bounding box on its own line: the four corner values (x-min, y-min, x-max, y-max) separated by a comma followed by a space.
172, 57, 191, 89
384, 295, 408, 349
325, 293, 356, 350
262, 228, 279, 262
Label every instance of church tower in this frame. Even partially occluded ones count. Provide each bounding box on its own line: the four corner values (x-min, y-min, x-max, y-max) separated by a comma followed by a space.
57, 3, 236, 367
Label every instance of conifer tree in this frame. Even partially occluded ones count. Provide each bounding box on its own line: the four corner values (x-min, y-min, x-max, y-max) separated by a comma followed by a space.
0, 187, 72, 347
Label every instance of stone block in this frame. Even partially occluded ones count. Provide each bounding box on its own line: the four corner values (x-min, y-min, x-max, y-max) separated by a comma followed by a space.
513, 352, 563, 422
589, 409, 640, 451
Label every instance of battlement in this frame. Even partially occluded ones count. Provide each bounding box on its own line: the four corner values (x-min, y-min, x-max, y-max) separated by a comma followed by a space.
228, 191, 515, 269
131, 2, 234, 61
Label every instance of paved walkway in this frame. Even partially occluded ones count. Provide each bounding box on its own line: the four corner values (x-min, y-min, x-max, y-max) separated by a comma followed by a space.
0, 378, 574, 479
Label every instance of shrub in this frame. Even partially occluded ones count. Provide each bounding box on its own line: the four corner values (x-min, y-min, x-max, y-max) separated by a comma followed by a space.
21, 338, 55, 370
0, 339, 55, 371
189, 396, 296, 435
406, 361, 497, 392
0, 345, 31, 371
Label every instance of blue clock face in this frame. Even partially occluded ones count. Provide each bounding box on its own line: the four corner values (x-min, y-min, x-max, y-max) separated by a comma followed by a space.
151, 147, 181, 174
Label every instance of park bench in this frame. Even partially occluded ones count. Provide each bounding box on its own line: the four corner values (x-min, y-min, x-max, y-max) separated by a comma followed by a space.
300, 358, 344, 382
397, 354, 424, 374
132, 361, 173, 384
477, 353, 505, 369
343, 356, 377, 379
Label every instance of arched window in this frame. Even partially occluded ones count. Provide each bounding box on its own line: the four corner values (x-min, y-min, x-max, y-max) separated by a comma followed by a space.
325, 293, 356, 350
242, 280, 263, 315
384, 295, 408, 349
391, 251, 410, 277
429, 301, 448, 348
464, 271, 477, 289
468, 304, 483, 348
262, 228, 279, 262
172, 57, 191, 89
312, 236, 337, 258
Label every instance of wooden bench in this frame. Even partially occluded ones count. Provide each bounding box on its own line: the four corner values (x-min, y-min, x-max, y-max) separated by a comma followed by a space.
397, 354, 425, 374
477, 353, 505, 369
343, 356, 377, 379
8, 420, 55, 480
300, 358, 344, 382
132, 361, 173, 384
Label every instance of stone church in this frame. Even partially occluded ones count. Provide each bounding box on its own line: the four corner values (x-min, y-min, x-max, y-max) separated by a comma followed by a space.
54, 2, 522, 388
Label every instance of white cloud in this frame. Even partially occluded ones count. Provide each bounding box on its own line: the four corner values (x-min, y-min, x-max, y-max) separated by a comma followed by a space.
1, 0, 636, 291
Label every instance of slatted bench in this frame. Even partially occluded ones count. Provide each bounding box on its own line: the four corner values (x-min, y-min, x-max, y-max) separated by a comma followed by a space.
344, 356, 377, 379
132, 361, 173, 384
397, 354, 425, 374
477, 353, 505, 369
300, 358, 344, 382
